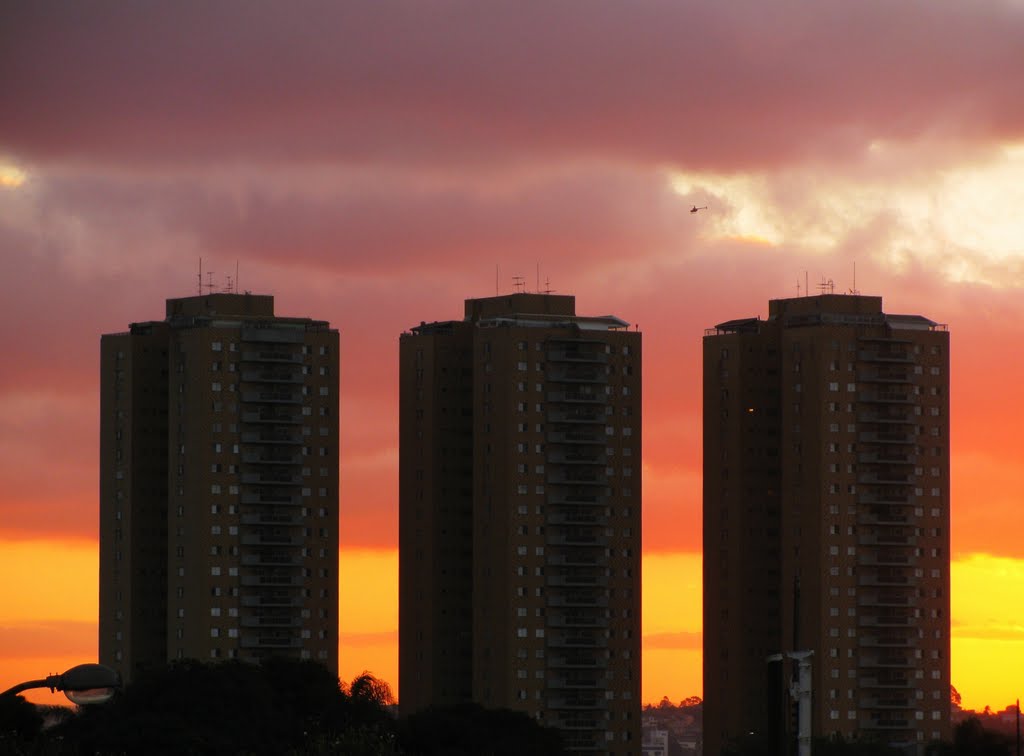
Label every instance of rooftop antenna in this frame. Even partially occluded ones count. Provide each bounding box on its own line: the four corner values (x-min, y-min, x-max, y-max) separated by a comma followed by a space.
543, 277, 554, 294
796, 277, 801, 297
817, 277, 835, 295
512, 275, 525, 293
198, 258, 203, 296
205, 270, 217, 295
536, 262, 540, 294
849, 261, 859, 295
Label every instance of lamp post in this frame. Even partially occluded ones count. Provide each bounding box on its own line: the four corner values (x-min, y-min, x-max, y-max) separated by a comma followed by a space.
1, 664, 121, 705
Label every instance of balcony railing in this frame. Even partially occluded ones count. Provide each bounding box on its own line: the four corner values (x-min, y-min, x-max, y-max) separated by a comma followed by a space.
241, 390, 302, 404
240, 634, 303, 649
242, 411, 302, 425
547, 391, 604, 404
241, 431, 302, 445
858, 350, 912, 363
547, 430, 604, 445
546, 349, 607, 364
241, 350, 303, 364
241, 370, 303, 384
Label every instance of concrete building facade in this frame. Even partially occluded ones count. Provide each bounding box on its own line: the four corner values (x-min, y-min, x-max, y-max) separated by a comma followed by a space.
99, 293, 339, 682
703, 294, 950, 755
400, 293, 642, 753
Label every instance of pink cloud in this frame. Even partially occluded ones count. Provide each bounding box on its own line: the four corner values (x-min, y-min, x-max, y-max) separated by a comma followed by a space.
2, 1, 1023, 170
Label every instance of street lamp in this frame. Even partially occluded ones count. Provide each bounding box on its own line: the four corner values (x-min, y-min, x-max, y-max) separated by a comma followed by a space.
1, 664, 121, 705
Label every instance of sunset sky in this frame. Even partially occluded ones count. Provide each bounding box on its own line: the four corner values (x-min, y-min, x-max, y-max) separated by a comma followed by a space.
2, 1, 1024, 711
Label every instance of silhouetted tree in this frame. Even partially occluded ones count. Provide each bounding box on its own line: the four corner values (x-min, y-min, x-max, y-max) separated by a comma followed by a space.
950, 716, 1013, 756
398, 702, 564, 756
0, 693, 43, 753
46, 658, 396, 756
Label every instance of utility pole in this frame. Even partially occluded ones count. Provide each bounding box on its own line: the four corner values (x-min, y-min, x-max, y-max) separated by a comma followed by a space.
768, 650, 814, 756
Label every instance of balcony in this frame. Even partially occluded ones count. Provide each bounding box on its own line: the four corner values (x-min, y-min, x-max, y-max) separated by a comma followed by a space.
546, 450, 607, 465
546, 349, 607, 364
858, 491, 911, 505
859, 632, 917, 648
858, 472, 913, 485
241, 369, 303, 384
547, 632, 602, 649
241, 350, 303, 364
858, 349, 912, 363
241, 593, 303, 607
547, 511, 608, 526
243, 451, 302, 465
859, 651, 913, 668
860, 674, 911, 689
857, 369, 911, 384
546, 573, 610, 588
241, 390, 302, 405
546, 533, 608, 547
547, 390, 604, 405
547, 694, 605, 709
858, 417, 914, 431
859, 391, 913, 404
858, 571, 912, 587
242, 411, 302, 425
547, 490, 607, 506
547, 674, 604, 689
547, 552, 602, 567
240, 633, 303, 649
859, 430, 914, 445
561, 733, 599, 752
548, 715, 603, 730
859, 532, 917, 547
859, 613, 913, 628
547, 471, 607, 486
857, 591, 916, 608
859, 451, 916, 465
241, 492, 303, 506
547, 409, 603, 424
860, 551, 916, 567
546, 365, 608, 384
548, 592, 609, 608
548, 612, 609, 629
240, 572, 304, 587
547, 429, 604, 445
240, 533, 304, 546
240, 614, 303, 628
860, 695, 913, 709
547, 653, 604, 668
861, 716, 911, 730
241, 513, 303, 526
241, 552, 303, 567
241, 430, 302, 445
241, 472, 303, 486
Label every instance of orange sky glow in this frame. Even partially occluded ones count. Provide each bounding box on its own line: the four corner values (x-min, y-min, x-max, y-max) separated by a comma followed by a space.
2, 0, 1024, 714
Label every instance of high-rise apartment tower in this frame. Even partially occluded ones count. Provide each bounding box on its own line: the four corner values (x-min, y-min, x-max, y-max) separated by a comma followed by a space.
99, 293, 339, 682
703, 294, 950, 755
400, 293, 641, 753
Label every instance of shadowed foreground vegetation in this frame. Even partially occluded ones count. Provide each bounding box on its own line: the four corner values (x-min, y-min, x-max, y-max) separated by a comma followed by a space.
0, 659, 564, 755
